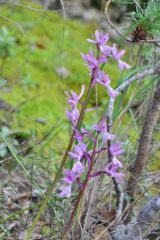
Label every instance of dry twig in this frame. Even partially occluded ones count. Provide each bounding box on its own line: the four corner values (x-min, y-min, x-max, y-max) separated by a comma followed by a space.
125, 79, 160, 222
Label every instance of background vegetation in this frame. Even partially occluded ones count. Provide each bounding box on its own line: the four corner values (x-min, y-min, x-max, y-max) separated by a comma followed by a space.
0, 1, 159, 239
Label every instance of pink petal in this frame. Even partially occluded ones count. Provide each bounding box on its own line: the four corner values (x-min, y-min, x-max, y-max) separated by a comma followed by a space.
87, 39, 96, 44
112, 157, 123, 168
79, 85, 85, 99
116, 50, 125, 59
72, 161, 84, 175
110, 142, 124, 156
59, 185, 71, 198
106, 85, 119, 99
118, 60, 130, 71
95, 30, 101, 42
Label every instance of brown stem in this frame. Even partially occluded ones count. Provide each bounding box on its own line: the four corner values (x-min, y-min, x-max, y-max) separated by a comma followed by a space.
61, 134, 99, 239
125, 79, 160, 223
81, 144, 108, 238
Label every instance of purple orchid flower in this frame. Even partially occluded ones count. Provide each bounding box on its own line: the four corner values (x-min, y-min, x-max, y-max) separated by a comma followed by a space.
90, 156, 123, 180
59, 163, 84, 198
60, 30, 130, 199
98, 54, 108, 64
96, 71, 119, 99
87, 30, 109, 52
81, 49, 109, 86
111, 44, 130, 71
65, 85, 85, 109
103, 131, 115, 142
81, 49, 98, 74
101, 44, 113, 56
74, 128, 94, 142
93, 118, 114, 142
72, 161, 84, 176
110, 142, 124, 156
73, 129, 85, 142
112, 43, 126, 60
93, 118, 106, 132
112, 156, 123, 168
59, 185, 72, 198
63, 169, 77, 184
74, 128, 95, 142
81, 49, 107, 85
66, 108, 80, 127
69, 142, 87, 162
81, 50, 99, 86
104, 157, 123, 180
118, 59, 131, 71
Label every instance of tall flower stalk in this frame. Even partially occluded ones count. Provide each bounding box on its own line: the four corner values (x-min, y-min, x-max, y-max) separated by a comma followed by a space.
26, 30, 130, 240
60, 30, 130, 238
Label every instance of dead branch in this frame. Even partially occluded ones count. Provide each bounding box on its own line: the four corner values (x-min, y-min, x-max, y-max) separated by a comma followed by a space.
106, 66, 160, 220
80, 66, 160, 237
104, 0, 131, 42
125, 79, 160, 222
112, 195, 160, 240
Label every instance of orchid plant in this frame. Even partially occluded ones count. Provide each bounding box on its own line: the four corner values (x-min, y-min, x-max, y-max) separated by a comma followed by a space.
25, 7, 160, 239
60, 30, 130, 199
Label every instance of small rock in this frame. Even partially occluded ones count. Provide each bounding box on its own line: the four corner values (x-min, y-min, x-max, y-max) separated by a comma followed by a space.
56, 66, 70, 79
35, 118, 47, 125
82, 8, 100, 22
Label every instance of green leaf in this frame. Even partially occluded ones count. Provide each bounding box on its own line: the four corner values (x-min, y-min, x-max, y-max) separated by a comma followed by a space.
0, 79, 7, 88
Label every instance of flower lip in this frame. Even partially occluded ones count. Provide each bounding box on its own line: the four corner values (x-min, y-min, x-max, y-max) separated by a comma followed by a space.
87, 30, 109, 50
68, 142, 87, 162
59, 185, 72, 198
81, 49, 98, 70
104, 157, 123, 180
66, 108, 80, 127
111, 44, 131, 71
93, 118, 115, 141
96, 71, 119, 99
65, 85, 85, 109
63, 169, 76, 184
72, 161, 84, 176
110, 142, 124, 156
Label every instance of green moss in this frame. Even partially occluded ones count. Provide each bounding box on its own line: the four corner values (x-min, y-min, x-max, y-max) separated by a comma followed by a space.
0, 1, 124, 156
149, 151, 160, 171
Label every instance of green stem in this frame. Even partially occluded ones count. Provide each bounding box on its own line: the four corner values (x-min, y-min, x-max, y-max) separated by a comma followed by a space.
25, 82, 93, 240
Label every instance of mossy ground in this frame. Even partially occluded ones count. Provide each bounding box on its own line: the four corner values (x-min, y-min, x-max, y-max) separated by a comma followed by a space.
0, 2, 159, 238
0, 1, 147, 169
0, 1, 127, 158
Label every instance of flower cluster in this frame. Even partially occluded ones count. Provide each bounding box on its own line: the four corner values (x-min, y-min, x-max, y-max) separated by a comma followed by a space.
104, 142, 124, 179
91, 123, 124, 180
60, 30, 130, 198
60, 128, 93, 198
65, 85, 85, 127
81, 30, 130, 98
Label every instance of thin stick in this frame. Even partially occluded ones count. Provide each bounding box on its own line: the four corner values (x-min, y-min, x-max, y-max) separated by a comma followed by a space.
104, 0, 131, 42
125, 79, 160, 222
106, 65, 160, 221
